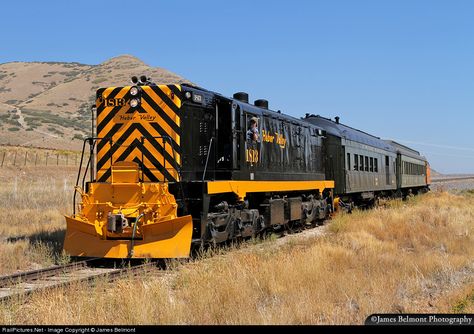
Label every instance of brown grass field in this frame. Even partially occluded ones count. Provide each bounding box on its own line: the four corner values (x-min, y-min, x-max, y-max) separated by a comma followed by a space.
0, 166, 472, 324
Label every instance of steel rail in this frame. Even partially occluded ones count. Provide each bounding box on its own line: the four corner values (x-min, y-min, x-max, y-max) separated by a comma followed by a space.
0, 259, 159, 301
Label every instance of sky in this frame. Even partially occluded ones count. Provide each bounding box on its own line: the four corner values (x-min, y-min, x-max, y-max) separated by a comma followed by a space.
1, 0, 473, 173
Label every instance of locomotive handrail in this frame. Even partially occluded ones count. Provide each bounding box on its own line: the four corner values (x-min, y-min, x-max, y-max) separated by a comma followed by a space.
73, 138, 88, 215
73, 137, 104, 215
202, 137, 215, 181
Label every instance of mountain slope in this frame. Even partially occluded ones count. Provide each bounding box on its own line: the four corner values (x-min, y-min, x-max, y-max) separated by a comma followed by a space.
0, 55, 189, 150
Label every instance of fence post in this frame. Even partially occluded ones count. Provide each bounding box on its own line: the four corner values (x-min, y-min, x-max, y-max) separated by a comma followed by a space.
46, 152, 49, 166
56, 153, 59, 166
1, 151, 5, 167
24, 152, 28, 166
13, 151, 17, 166
35, 152, 38, 166
13, 176, 17, 199
66, 154, 68, 166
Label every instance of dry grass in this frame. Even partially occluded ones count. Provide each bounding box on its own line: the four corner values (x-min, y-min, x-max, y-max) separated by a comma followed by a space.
0, 166, 77, 274
0, 188, 472, 324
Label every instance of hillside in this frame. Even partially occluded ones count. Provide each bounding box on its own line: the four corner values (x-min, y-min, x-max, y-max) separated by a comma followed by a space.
0, 55, 189, 150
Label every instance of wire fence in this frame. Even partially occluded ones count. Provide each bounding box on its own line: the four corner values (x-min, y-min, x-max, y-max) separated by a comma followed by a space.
0, 149, 89, 167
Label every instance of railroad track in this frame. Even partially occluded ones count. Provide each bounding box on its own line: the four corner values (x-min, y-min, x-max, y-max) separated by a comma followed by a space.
0, 258, 159, 301
431, 176, 474, 183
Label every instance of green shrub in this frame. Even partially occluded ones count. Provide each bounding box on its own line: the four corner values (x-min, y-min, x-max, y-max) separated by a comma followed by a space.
92, 77, 107, 84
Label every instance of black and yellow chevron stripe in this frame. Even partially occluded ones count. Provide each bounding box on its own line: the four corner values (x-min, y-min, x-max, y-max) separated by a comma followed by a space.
95, 85, 182, 182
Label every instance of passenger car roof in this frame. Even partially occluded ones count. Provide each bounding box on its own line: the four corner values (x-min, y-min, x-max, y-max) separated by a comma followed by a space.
384, 140, 427, 161
303, 115, 396, 152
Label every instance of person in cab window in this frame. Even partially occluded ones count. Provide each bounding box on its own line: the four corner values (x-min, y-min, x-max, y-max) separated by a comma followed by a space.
246, 117, 259, 142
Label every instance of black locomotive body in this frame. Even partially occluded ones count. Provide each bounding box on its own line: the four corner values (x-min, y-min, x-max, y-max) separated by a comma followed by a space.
178, 85, 326, 181
174, 85, 333, 244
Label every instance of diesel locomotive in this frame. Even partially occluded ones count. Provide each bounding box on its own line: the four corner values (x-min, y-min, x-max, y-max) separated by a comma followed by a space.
64, 76, 430, 259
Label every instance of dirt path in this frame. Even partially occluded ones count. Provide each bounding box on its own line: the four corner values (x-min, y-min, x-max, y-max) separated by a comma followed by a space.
13, 107, 27, 128
14, 107, 59, 140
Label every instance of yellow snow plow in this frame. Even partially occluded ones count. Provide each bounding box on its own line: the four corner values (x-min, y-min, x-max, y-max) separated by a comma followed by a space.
64, 161, 193, 258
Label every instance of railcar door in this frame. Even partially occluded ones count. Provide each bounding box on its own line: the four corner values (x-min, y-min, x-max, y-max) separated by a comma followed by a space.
215, 99, 234, 178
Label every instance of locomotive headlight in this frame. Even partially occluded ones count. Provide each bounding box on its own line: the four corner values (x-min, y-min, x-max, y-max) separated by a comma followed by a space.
130, 98, 140, 108
184, 91, 191, 99
130, 86, 139, 96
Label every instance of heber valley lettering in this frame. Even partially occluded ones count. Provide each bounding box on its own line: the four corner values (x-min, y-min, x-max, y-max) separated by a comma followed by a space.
117, 114, 156, 121
262, 129, 274, 143
261, 129, 286, 148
